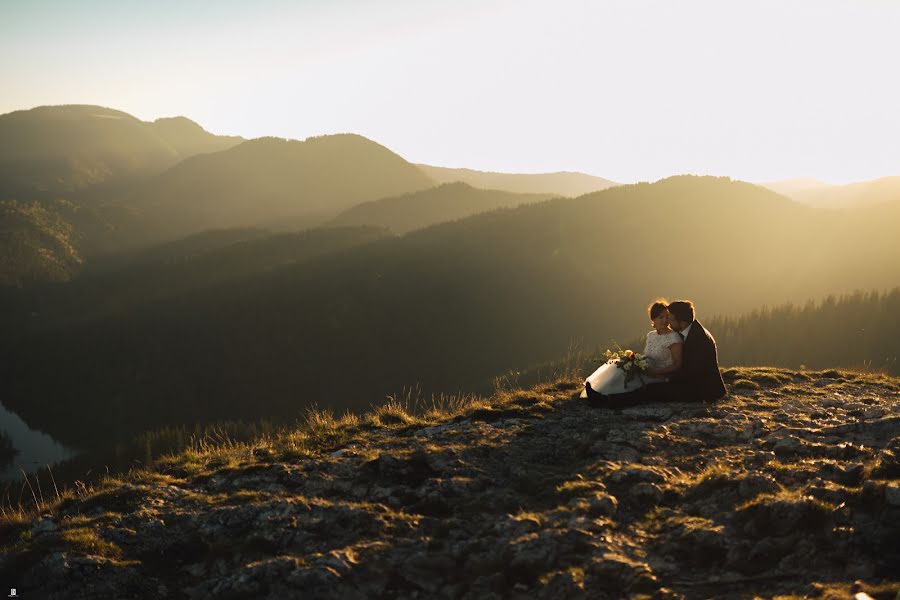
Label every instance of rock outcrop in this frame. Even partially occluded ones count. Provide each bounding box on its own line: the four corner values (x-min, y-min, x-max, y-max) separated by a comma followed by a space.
2, 367, 899, 599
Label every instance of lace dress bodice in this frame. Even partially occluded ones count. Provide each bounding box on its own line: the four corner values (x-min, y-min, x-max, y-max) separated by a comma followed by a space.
643, 330, 682, 369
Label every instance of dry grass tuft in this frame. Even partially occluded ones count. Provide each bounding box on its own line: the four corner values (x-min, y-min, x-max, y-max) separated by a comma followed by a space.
369, 399, 417, 427
509, 509, 547, 527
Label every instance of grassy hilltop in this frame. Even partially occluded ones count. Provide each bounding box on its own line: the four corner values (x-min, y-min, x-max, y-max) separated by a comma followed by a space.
2, 367, 898, 599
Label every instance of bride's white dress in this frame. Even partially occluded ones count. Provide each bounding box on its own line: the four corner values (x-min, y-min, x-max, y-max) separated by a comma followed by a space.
581, 330, 683, 397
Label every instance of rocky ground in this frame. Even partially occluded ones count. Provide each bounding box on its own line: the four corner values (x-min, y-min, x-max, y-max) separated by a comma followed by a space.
2, 367, 899, 599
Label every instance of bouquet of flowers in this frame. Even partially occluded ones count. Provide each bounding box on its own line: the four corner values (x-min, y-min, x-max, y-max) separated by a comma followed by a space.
603, 348, 650, 389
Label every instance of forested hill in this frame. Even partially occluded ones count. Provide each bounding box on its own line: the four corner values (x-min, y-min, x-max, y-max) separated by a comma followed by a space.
6, 225, 394, 327
708, 288, 900, 374
327, 181, 556, 234
115, 134, 436, 246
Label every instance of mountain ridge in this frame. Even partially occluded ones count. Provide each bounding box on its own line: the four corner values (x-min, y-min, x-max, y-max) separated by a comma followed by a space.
416, 163, 618, 197
327, 181, 557, 234
0, 105, 243, 197
117, 133, 435, 245
779, 176, 900, 209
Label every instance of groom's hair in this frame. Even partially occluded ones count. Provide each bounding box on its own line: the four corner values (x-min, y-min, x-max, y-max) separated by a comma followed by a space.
667, 300, 695, 323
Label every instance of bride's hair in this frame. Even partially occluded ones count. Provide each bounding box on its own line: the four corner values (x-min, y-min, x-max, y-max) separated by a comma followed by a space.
648, 298, 670, 320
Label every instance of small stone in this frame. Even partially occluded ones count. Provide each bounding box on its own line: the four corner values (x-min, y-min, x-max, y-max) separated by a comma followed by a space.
739, 474, 780, 500
630, 482, 663, 505
621, 406, 673, 421
184, 563, 207, 577
773, 436, 802, 456
616, 447, 641, 462
588, 493, 618, 517
846, 563, 875, 580
32, 518, 58, 534
605, 428, 629, 443
863, 407, 885, 420
884, 483, 900, 506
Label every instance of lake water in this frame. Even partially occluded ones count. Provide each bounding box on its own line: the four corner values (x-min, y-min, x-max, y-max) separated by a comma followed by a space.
0, 401, 78, 483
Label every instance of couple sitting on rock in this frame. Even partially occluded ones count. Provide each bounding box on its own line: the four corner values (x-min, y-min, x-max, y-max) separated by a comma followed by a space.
582, 299, 727, 409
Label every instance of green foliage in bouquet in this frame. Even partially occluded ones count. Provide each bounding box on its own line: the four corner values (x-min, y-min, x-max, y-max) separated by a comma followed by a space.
603, 349, 650, 389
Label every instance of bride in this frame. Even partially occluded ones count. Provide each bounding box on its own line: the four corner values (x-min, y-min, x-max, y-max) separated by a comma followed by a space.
582, 300, 684, 398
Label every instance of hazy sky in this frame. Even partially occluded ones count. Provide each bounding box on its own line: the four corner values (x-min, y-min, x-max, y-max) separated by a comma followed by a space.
2, 0, 899, 184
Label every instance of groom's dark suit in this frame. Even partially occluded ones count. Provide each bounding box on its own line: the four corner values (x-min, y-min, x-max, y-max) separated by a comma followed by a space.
597, 319, 727, 408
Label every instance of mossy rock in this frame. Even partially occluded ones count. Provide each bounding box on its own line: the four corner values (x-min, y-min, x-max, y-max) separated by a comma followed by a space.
720, 368, 742, 383
72, 485, 146, 516
746, 372, 791, 386
818, 369, 844, 380
734, 495, 833, 538
730, 379, 761, 390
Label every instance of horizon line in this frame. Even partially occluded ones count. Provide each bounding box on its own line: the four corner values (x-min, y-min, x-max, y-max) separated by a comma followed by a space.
2, 102, 896, 188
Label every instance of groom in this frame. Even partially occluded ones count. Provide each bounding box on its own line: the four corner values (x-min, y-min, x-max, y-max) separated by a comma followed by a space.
587, 300, 727, 408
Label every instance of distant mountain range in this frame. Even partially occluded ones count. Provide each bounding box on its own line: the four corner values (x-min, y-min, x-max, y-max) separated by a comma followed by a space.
416, 163, 618, 196
760, 176, 900, 208
0, 105, 628, 286
3, 104, 900, 289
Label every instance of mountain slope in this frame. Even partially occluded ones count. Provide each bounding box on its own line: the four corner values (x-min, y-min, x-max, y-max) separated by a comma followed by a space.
0, 105, 242, 199
123, 134, 436, 244
3, 368, 898, 598
81, 227, 274, 273
0, 199, 83, 286
327, 181, 557, 234
759, 177, 834, 198
764, 176, 900, 208
29, 225, 394, 325
148, 116, 243, 158
417, 163, 618, 197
